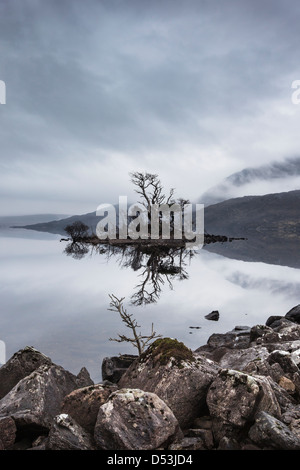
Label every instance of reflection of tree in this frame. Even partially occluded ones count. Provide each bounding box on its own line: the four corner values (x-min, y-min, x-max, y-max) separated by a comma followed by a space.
64, 241, 90, 260
94, 243, 192, 306
63, 239, 193, 305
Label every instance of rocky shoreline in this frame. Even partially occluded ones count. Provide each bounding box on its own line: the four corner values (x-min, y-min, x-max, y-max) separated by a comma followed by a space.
1, 306, 300, 450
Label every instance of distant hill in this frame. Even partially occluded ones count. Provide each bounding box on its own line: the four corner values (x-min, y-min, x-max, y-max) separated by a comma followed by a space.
0, 214, 69, 230
15, 190, 300, 268
13, 212, 98, 236
204, 190, 300, 268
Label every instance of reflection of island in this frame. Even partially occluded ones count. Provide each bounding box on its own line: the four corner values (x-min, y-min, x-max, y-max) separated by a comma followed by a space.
64, 240, 192, 305
63, 234, 244, 305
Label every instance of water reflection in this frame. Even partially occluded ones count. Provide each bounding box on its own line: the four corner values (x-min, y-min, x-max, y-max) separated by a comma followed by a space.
63, 240, 194, 305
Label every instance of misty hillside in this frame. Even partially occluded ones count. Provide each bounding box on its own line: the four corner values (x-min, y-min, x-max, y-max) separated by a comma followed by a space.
201, 156, 300, 205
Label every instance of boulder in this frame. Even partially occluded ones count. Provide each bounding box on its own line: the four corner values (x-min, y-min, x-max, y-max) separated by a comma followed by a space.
243, 349, 300, 398
75, 367, 94, 387
102, 354, 138, 383
118, 338, 219, 429
206, 369, 281, 443
285, 305, 300, 324
218, 345, 269, 371
94, 388, 182, 450
205, 311, 220, 321
0, 363, 90, 431
281, 405, 300, 439
248, 411, 300, 450
61, 383, 118, 434
0, 347, 52, 399
0, 416, 17, 449
46, 414, 96, 450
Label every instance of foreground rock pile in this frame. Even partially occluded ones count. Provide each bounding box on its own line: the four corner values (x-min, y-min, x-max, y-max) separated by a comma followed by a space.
2, 305, 300, 450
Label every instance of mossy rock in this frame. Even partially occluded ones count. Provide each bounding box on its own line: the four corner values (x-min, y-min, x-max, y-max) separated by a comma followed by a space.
141, 338, 195, 367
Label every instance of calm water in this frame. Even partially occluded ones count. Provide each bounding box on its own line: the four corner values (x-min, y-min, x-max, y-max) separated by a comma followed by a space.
1, 227, 300, 383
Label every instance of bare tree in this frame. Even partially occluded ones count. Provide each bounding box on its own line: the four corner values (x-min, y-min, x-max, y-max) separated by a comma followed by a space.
108, 294, 162, 355
130, 172, 175, 212
64, 221, 89, 242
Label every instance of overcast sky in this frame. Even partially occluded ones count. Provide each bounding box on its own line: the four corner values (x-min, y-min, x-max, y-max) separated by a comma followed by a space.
1, 0, 300, 215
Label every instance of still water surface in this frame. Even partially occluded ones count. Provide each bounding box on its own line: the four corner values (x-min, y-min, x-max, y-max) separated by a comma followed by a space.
0, 227, 299, 382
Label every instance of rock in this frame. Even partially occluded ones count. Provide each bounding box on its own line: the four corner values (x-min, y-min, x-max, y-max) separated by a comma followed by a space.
46, 414, 96, 450
217, 436, 240, 450
186, 428, 214, 449
0, 363, 87, 432
249, 411, 300, 450
195, 326, 251, 361
0, 416, 17, 449
76, 367, 94, 387
205, 311, 220, 321
168, 437, 206, 450
250, 325, 273, 342
218, 345, 269, 371
206, 369, 281, 443
281, 406, 300, 439
285, 305, 300, 324
101, 355, 138, 383
61, 383, 118, 434
265, 316, 283, 327
94, 388, 182, 450
0, 346, 52, 399
118, 338, 219, 429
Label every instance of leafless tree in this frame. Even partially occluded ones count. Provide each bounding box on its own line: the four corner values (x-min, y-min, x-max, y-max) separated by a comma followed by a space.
64, 221, 89, 242
108, 294, 162, 355
130, 171, 175, 212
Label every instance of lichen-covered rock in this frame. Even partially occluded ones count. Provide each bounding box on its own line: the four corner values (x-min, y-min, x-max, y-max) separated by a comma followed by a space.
94, 388, 182, 450
206, 369, 281, 443
0, 416, 17, 449
218, 345, 269, 371
0, 364, 87, 431
118, 338, 219, 429
0, 347, 52, 399
46, 414, 96, 450
61, 383, 118, 433
248, 411, 300, 450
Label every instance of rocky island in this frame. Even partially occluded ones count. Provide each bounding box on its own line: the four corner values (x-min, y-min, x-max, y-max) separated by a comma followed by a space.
1, 305, 300, 450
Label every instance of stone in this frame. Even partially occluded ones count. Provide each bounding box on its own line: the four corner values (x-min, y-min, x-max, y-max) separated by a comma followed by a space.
94, 388, 182, 450
0, 363, 87, 431
265, 316, 284, 327
61, 383, 118, 433
0, 416, 17, 449
101, 355, 138, 383
205, 311, 220, 321
206, 369, 280, 443
76, 367, 94, 387
0, 346, 52, 399
168, 437, 205, 450
118, 338, 219, 429
46, 414, 96, 450
249, 411, 300, 450
218, 345, 269, 371
285, 305, 300, 324
278, 376, 296, 393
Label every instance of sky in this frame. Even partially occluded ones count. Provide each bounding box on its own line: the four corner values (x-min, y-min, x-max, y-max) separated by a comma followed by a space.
1, 0, 300, 215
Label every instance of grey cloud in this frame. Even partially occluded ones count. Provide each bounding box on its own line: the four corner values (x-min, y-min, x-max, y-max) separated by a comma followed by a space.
1, 0, 300, 214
